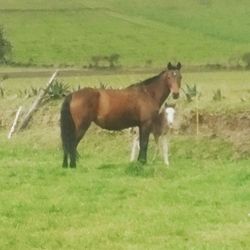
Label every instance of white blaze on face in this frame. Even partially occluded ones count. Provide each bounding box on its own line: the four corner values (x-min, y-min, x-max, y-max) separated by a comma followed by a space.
165, 107, 175, 128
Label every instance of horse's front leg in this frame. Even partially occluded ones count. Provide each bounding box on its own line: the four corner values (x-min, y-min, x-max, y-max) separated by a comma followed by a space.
62, 153, 68, 168
138, 124, 151, 164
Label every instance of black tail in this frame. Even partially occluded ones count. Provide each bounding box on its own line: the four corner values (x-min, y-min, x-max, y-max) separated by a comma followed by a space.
60, 95, 76, 167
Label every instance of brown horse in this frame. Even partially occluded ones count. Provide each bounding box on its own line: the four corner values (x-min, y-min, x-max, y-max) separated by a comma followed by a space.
60, 62, 182, 167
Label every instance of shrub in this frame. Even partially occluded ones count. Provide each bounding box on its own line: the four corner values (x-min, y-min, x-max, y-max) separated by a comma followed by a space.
18, 86, 41, 98
0, 26, 12, 64
46, 80, 70, 100
90, 55, 103, 68
0, 75, 8, 97
105, 53, 120, 68
183, 83, 199, 102
242, 52, 250, 69
0, 86, 4, 97
213, 89, 225, 101
90, 53, 121, 69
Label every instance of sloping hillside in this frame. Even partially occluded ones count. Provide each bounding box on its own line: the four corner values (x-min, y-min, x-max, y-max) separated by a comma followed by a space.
0, 0, 249, 66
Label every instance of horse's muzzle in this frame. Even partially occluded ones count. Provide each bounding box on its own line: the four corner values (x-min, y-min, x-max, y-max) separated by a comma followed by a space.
172, 92, 179, 99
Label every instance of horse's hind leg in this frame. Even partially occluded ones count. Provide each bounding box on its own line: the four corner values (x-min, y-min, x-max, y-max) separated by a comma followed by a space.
69, 121, 91, 168
69, 144, 77, 168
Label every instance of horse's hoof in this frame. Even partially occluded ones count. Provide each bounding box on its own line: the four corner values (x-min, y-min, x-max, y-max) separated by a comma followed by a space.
138, 159, 147, 165
62, 163, 68, 168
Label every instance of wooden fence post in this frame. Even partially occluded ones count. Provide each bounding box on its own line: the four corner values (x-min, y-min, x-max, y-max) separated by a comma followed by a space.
17, 71, 58, 131
7, 106, 23, 139
196, 92, 199, 136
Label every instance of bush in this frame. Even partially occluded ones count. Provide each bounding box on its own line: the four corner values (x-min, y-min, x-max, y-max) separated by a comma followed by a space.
18, 86, 41, 98
213, 89, 225, 101
105, 53, 120, 68
0, 26, 12, 64
183, 83, 199, 102
90, 53, 121, 69
46, 80, 70, 100
0, 75, 8, 97
0, 86, 4, 97
242, 52, 250, 69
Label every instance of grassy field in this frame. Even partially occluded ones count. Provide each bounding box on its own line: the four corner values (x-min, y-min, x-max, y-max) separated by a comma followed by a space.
0, 1, 249, 248
0, 71, 249, 249
0, 0, 250, 66
0, 128, 249, 249
1, 70, 250, 117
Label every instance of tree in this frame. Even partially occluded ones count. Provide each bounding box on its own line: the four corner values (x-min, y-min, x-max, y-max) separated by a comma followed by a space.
0, 26, 12, 64
91, 55, 102, 68
105, 53, 120, 68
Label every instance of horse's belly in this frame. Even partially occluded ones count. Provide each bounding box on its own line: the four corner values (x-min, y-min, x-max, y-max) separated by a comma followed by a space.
95, 113, 137, 130
95, 90, 139, 130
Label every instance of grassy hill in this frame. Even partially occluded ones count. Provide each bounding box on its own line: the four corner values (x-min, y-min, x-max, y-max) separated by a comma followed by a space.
0, 0, 250, 67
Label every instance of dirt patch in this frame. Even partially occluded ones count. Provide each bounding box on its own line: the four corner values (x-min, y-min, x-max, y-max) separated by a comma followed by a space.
178, 110, 250, 155
1, 102, 250, 156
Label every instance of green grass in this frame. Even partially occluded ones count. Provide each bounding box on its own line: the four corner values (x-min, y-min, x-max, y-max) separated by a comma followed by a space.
0, 2, 250, 247
182, 70, 250, 112
0, 128, 249, 249
1, 70, 249, 117
0, 0, 250, 66
0, 71, 250, 249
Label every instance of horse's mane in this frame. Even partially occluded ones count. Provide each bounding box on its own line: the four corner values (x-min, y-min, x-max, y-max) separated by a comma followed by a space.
127, 71, 164, 88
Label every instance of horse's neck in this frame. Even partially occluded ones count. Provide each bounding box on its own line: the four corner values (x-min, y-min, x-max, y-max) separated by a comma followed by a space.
144, 79, 170, 107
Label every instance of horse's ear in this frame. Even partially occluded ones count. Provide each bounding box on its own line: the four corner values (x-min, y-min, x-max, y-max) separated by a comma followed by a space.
167, 62, 172, 70
177, 62, 181, 70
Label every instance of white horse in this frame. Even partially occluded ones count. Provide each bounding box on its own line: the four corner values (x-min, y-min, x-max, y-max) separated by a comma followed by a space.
130, 105, 176, 165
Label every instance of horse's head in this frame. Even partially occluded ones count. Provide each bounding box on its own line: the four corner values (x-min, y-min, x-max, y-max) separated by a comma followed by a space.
164, 62, 182, 99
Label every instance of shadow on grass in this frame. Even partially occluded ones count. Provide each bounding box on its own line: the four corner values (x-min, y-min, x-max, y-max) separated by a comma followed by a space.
96, 162, 156, 178
97, 163, 118, 170
125, 162, 155, 178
